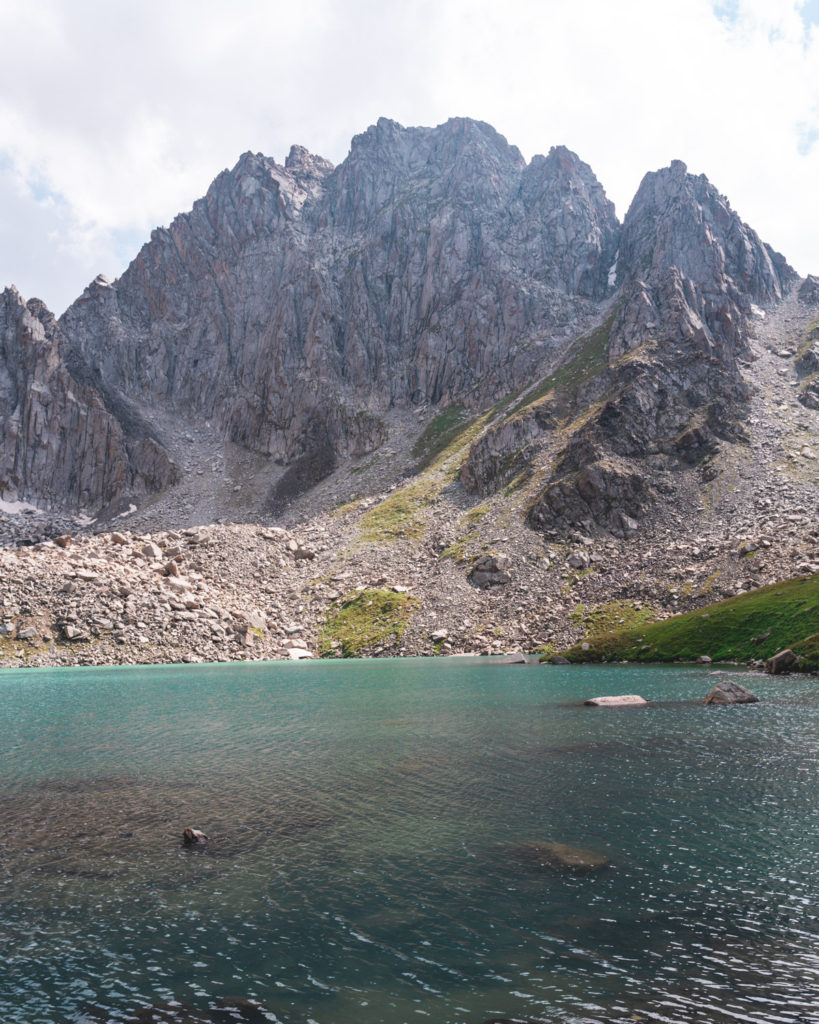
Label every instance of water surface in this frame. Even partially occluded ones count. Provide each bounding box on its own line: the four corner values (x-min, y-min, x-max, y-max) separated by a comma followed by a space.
1, 659, 817, 1023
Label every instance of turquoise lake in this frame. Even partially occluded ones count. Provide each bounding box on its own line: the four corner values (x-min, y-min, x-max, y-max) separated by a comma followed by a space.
0, 658, 818, 1024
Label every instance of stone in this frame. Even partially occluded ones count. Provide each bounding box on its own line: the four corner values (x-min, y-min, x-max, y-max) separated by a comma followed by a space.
62, 624, 88, 641
765, 648, 800, 674
287, 647, 313, 660
696, 655, 712, 663
470, 553, 511, 588
512, 839, 611, 874
182, 827, 208, 846
703, 680, 759, 704
548, 655, 570, 665
584, 694, 647, 706
798, 274, 819, 304
498, 652, 528, 664
54, 534, 72, 548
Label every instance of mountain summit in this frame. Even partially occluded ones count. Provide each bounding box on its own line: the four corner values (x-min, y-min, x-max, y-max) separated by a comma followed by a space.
0, 117, 802, 533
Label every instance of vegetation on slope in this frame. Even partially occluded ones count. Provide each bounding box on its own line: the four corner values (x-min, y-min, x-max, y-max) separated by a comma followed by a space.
556, 574, 819, 671
411, 405, 469, 470
318, 588, 419, 658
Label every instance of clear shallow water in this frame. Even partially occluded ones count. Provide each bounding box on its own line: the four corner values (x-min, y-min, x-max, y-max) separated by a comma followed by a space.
1, 658, 818, 1024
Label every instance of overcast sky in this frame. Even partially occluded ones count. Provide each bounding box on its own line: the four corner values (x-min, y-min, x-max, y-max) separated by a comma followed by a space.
1, 0, 818, 314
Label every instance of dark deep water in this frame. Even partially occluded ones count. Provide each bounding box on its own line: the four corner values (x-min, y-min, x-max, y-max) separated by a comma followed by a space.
0, 658, 817, 1024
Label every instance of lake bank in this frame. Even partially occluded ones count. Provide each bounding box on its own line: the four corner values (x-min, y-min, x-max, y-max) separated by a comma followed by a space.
2, 520, 818, 672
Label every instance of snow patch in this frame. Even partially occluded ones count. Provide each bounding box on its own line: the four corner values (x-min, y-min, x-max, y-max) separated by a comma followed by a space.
0, 497, 41, 515
751, 304, 766, 319
117, 504, 137, 518
607, 250, 619, 289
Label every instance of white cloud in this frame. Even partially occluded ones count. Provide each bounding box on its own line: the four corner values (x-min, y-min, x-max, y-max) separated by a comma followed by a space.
0, 0, 817, 314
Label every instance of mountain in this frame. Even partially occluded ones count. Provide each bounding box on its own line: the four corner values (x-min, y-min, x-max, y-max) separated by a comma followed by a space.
2, 117, 819, 666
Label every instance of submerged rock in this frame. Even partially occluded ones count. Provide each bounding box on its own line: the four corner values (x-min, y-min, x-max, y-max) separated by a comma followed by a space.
512, 839, 611, 874
704, 679, 760, 704
584, 694, 647, 706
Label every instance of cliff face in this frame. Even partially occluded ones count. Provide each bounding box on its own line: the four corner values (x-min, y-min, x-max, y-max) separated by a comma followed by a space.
0, 286, 178, 512
59, 117, 619, 466
462, 160, 796, 536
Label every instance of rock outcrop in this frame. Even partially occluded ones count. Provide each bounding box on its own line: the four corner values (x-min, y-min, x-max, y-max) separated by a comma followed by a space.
0, 287, 177, 512
460, 159, 796, 537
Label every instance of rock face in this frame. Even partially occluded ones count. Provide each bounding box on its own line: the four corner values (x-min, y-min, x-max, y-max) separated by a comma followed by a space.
0, 287, 177, 512
59, 118, 618, 473
0, 119, 801, 523
460, 158, 796, 536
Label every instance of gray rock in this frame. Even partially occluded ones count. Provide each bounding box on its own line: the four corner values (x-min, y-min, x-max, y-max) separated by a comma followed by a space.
470, 553, 511, 588
0, 289, 178, 514
704, 680, 760, 704
798, 274, 819, 304
765, 648, 800, 674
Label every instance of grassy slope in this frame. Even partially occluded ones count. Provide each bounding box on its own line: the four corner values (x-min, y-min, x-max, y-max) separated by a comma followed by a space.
318, 588, 419, 658
558, 574, 819, 670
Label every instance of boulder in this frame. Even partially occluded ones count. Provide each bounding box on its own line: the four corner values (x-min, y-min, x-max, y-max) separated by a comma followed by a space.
470, 553, 511, 588
703, 680, 759, 704
567, 550, 590, 569
547, 654, 570, 665
584, 694, 647, 706
141, 541, 163, 560
798, 274, 819, 304
182, 827, 208, 846
498, 653, 528, 664
765, 648, 800, 674
512, 839, 611, 874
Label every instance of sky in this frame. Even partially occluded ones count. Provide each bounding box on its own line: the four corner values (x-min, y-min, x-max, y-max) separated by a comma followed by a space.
1, 0, 818, 315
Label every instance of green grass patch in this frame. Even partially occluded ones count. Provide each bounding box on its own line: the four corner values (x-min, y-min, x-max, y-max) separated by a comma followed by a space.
318, 588, 419, 658
412, 405, 470, 470
797, 321, 819, 362
505, 313, 616, 420
358, 482, 435, 543
557, 574, 819, 669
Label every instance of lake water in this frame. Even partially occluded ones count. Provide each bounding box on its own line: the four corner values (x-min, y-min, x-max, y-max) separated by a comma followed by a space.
1, 659, 818, 1024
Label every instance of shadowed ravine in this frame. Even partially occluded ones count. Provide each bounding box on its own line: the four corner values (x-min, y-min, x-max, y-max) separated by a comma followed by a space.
1, 659, 818, 1024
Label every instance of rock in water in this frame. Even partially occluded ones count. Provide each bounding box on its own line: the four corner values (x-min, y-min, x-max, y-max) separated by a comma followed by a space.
765, 649, 800, 675
704, 680, 760, 704
584, 694, 647, 706
182, 827, 208, 846
512, 840, 611, 874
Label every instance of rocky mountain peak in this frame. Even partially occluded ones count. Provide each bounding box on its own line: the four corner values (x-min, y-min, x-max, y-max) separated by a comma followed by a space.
1, 118, 809, 529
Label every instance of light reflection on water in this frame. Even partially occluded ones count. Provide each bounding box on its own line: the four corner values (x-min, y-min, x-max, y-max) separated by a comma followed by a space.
0, 659, 818, 1024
